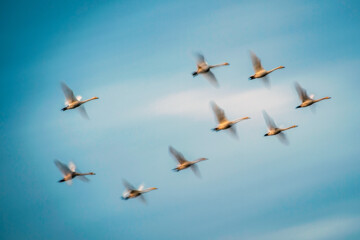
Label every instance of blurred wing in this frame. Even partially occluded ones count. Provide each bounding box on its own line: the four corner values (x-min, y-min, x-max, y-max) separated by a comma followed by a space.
195, 53, 205, 64
262, 76, 271, 88
66, 179, 73, 186
277, 132, 289, 145
295, 82, 309, 102
78, 175, 90, 182
139, 194, 147, 204
262, 111, 276, 129
228, 126, 238, 139
169, 146, 187, 164
250, 51, 264, 72
78, 106, 89, 119
204, 71, 219, 88
61, 82, 77, 103
54, 159, 71, 176
190, 164, 201, 178
122, 179, 136, 191
68, 161, 76, 172
211, 102, 226, 123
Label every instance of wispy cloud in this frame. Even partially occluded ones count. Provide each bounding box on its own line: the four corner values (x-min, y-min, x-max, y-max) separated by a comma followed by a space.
146, 85, 294, 121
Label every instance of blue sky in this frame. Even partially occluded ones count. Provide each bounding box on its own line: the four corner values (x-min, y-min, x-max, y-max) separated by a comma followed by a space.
1, 0, 360, 239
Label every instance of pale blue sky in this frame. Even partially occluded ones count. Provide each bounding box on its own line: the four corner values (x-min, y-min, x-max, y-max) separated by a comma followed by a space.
1, 0, 360, 239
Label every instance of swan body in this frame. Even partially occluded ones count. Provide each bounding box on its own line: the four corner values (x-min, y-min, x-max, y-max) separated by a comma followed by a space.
262, 111, 297, 144
192, 53, 229, 87
169, 146, 207, 177
211, 101, 250, 137
54, 160, 95, 184
121, 180, 157, 203
249, 52, 284, 85
295, 83, 331, 108
61, 82, 99, 118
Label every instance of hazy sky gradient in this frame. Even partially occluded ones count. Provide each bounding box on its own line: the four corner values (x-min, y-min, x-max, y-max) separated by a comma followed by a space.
1, 0, 360, 239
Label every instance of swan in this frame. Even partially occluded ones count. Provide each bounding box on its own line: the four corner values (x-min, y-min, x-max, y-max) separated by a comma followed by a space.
211, 101, 250, 137
169, 146, 207, 177
61, 82, 99, 118
121, 179, 157, 203
249, 51, 285, 87
262, 111, 297, 144
295, 82, 331, 108
192, 53, 229, 87
54, 159, 95, 185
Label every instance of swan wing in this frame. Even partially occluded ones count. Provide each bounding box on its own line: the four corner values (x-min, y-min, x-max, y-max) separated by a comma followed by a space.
277, 132, 289, 145
262, 76, 270, 88
295, 82, 310, 102
68, 161, 76, 172
262, 111, 276, 129
204, 71, 219, 88
228, 126, 238, 139
78, 106, 89, 119
211, 101, 227, 123
54, 159, 71, 176
195, 53, 206, 65
138, 194, 147, 204
61, 82, 77, 103
169, 146, 187, 164
190, 164, 201, 178
122, 179, 136, 191
250, 51, 264, 73
78, 175, 90, 182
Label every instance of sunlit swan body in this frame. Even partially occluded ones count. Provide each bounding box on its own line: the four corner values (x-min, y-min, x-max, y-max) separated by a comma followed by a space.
211, 101, 250, 137
169, 146, 207, 177
249, 51, 284, 86
295, 82, 331, 108
61, 82, 99, 118
54, 160, 95, 185
121, 179, 157, 203
262, 111, 297, 144
192, 53, 229, 87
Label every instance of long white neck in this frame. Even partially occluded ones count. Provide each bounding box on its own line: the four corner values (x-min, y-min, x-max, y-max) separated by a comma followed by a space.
141, 187, 157, 193
193, 158, 207, 164
209, 63, 229, 69
314, 97, 331, 103
76, 172, 93, 176
267, 66, 284, 74
81, 97, 98, 103
280, 125, 297, 131
231, 117, 250, 124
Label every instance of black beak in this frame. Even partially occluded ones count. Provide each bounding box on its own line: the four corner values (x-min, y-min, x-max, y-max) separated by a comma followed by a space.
264, 133, 268, 136
296, 106, 301, 109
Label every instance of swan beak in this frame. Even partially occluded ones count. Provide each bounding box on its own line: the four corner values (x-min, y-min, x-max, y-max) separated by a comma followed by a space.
249, 76, 255, 80
225, 63, 230, 65
296, 106, 301, 109
264, 133, 268, 136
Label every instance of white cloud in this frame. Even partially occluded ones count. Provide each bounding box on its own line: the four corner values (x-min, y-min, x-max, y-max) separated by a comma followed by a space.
247, 217, 360, 240
146, 85, 295, 121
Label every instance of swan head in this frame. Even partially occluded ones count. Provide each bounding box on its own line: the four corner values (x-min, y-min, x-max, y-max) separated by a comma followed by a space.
93, 97, 99, 100
264, 133, 269, 136
324, 97, 331, 99
89, 172, 96, 175
212, 128, 219, 131
249, 75, 255, 80
224, 62, 230, 66
296, 105, 301, 109
149, 187, 158, 191
279, 66, 285, 69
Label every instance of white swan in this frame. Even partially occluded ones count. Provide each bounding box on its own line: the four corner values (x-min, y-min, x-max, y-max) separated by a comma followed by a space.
192, 53, 229, 87
54, 159, 95, 185
211, 101, 250, 137
61, 82, 99, 118
263, 111, 297, 144
121, 179, 157, 204
249, 51, 284, 87
169, 146, 207, 177
295, 82, 331, 109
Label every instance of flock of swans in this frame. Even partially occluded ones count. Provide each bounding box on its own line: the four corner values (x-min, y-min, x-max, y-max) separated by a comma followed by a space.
55, 51, 331, 203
